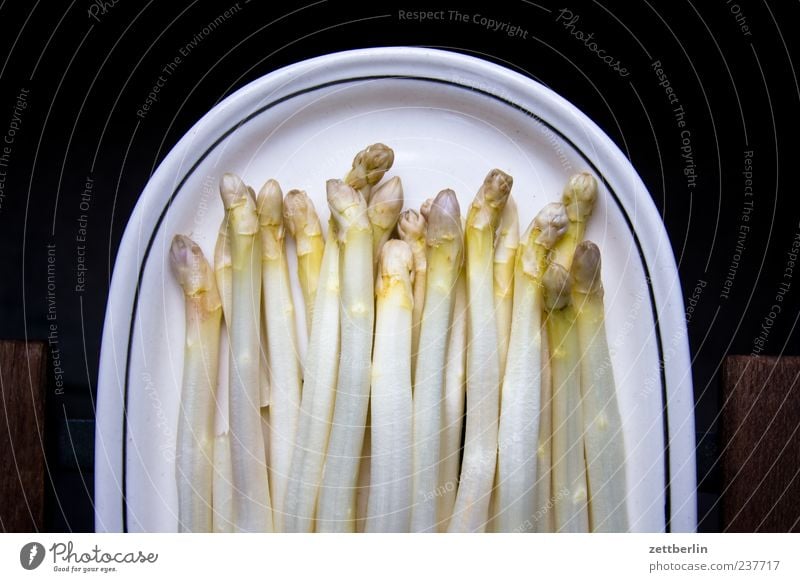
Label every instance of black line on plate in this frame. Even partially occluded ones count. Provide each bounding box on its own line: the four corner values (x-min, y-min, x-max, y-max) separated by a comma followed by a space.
121, 74, 672, 532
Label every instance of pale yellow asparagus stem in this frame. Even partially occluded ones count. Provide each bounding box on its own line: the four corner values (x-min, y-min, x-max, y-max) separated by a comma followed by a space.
410, 190, 463, 532
316, 180, 374, 532
344, 143, 395, 202
214, 217, 233, 325
220, 173, 273, 533
448, 169, 513, 532
170, 235, 222, 533
543, 263, 589, 533
250, 186, 271, 410
493, 195, 519, 378
494, 203, 568, 532
283, 219, 340, 533
571, 241, 629, 532
212, 432, 234, 532
257, 180, 302, 532
437, 266, 466, 531
355, 410, 371, 533
367, 176, 404, 260
366, 240, 415, 532
212, 216, 235, 532
283, 189, 324, 337
533, 321, 554, 533
550, 172, 598, 270
397, 208, 428, 378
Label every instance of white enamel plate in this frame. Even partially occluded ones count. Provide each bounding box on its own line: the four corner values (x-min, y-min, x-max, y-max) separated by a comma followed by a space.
95, 47, 696, 532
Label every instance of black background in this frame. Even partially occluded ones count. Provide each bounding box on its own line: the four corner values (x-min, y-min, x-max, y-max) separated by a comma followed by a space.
0, 0, 797, 532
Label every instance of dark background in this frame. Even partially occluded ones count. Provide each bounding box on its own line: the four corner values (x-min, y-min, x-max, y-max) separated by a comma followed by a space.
0, 0, 797, 532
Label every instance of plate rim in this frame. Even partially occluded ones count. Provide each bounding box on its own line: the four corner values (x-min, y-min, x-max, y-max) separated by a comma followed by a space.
95, 46, 696, 533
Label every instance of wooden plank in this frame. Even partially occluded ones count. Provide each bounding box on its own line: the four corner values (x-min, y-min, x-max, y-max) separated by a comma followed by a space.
0, 340, 47, 532
721, 355, 800, 532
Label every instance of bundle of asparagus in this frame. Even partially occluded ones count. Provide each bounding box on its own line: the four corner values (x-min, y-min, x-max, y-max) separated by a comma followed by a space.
170, 144, 628, 533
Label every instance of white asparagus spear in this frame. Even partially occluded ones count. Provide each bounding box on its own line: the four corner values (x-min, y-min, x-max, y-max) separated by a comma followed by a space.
571, 241, 629, 532
220, 173, 273, 532
551, 172, 598, 270
493, 195, 519, 378
212, 216, 236, 532
256, 180, 302, 532
437, 265, 466, 531
448, 169, 513, 532
316, 179, 374, 532
495, 203, 569, 532
397, 208, 428, 379
542, 263, 590, 533
344, 143, 395, 203
367, 176, 404, 261
247, 186, 272, 410
365, 240, 415, 532
170, 235, 222, 533
283, 189, 324, 337
410, 190, 463, 532
283, 219, 341, 532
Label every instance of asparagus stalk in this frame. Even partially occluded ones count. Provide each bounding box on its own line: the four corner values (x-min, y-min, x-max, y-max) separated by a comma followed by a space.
366, 240, 415, 532
410, 190, 463, 532
551, 172, 598, 270
214, 217, 233, 325
437, 266, 466, 531
355, 410, 371, 533
256, 180, 302, 532
493, 195, 519, 378
344, 143, 394, 202
448, 169, 513, 532
212, 432, 234, 532
316, 179, 374, 532
571, 241, 629, 532
542, 263, 589, 533
367, 176, 404, 260
494, 203, 569, 532
533, 321, 554, 533
283, 219, 341, 532
283, 189, 324, 337
170, 235, 222, 533
220, 173, 273, 533
397, 208, 428, 377
212, 215, 236, 532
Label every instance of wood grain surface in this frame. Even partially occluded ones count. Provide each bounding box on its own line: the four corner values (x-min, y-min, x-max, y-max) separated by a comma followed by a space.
722, 355, 800, 532
0, 340, 47, 532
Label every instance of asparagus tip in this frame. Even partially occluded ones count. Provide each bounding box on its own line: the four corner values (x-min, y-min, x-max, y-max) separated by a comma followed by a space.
326, 179, 369, 239
378, 239, 414, 284
427, 189, 462, 244
256, 179, 284, 227
367, 176, 404, 228
483, 168, 514, 204
397, 208, 426, 242
542, 262, 573, 311
345, 143, 395, 190
467, 168, 513, 231
571, 240, 603, 296
219, 173, 249, 210
533, 202, 570, 249
563, 172, 598, 222
283, 189, 322, 238
170, 234, 213, 296
419, 197, 434, 221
